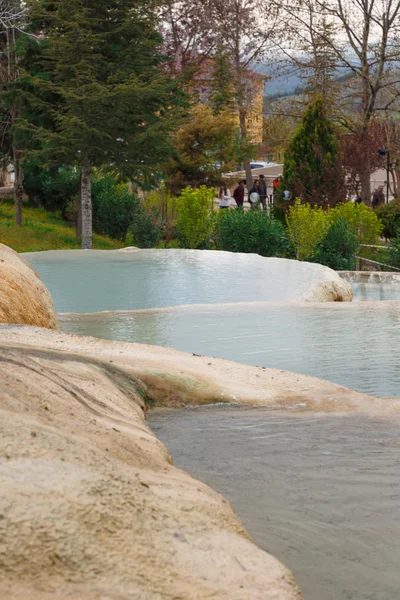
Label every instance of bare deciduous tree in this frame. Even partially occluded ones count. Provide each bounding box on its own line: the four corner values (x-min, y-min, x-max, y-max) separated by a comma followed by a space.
208, 0, 279, 184
159, 0, 216, 78
381, 119, 400, 197
275, 0, 400, 200
0, 1, 25, 32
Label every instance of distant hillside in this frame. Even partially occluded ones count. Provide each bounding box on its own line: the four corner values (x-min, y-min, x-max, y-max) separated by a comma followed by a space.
255, 63, 303, 96
257, 62, 355, 101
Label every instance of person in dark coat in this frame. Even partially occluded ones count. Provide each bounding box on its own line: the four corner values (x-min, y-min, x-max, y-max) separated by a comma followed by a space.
372, 186, 385, 208
258, 174, 268, 210
233, 180, 245, 207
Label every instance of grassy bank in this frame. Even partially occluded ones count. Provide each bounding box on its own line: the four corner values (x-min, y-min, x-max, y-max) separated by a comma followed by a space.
0, 198, 123, 252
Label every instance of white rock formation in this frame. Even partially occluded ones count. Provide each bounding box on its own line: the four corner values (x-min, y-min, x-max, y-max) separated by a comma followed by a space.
0, 336, 302, 600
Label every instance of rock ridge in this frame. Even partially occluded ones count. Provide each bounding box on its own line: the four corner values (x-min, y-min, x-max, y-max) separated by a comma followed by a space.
0, 244, 57, 329
0, 337, 302, 600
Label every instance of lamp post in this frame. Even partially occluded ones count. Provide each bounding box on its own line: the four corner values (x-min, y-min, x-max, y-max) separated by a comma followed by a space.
378, 148, 390, 204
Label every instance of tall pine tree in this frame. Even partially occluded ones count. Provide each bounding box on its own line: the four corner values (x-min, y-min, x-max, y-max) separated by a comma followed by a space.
17, 0, 183, 248
210, 45, 234, 115
282, 96, 341, 207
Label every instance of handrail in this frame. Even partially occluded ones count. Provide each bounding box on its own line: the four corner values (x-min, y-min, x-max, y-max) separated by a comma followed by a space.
355, 256, 400, 271
359, 244, 390, 249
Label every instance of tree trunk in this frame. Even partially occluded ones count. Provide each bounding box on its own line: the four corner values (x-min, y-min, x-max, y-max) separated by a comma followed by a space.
14, 158, 23, 226
80, 164, 92, 249
244, 157, 253, 191
239, 110, 253, 189
76, 194, 82, 238
360, 168, 371, 206
389, 167, 398, 199
394, 167, 400, 199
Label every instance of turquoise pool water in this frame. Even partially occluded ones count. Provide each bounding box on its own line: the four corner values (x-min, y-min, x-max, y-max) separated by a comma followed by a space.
58, 302, 400, 398
25, 249, 347, 312
24, 249, 400, 398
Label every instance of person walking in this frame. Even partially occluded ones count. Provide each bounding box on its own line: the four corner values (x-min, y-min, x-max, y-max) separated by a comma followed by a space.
273, 177, 281, 194
355, 193, 363, 205
258, 174, 268, 210
233, 180, 245, 207
218, 185, 231, 209
372, 186, 385, 208
248, 180, 261, 209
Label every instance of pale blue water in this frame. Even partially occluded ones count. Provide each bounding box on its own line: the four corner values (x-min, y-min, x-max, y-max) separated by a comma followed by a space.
58, 303, 400, 398
24, 249, 347, 313
352, 282, 400, 301
150, 407, 400, 600
24, 249, 400, 398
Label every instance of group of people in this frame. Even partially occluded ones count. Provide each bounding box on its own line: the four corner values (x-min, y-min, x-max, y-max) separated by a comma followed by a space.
217, 181, 244, 209
219, 180, 388, 210
218, 176, 282, 210
355, 186, 386, 207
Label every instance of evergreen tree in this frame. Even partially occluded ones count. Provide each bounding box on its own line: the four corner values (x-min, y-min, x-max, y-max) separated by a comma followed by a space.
305, 20, 338, 102
16, 0, 183, 248
0, 1, 26, 225
165, 103, 242, 193
282, 96, 341, 207
210, 45, 234, 115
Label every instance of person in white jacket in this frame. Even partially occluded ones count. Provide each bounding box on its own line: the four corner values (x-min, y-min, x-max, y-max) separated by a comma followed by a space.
218, 185, 231, 209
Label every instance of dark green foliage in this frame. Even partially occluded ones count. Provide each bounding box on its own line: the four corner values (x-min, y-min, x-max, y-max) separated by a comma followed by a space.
13, 0, 185, 246
282, 96, 341, 207
312, 217, 359, 270
216, 209, 290, 257
18, 0, 184, 180
165, 105, 242, 194
374, 199, 400, 239
23, 164, 80, 215
210, 45, 234, 114
92, 178, 139, 242
389, 229, 400, 268
131, 207, 164, 248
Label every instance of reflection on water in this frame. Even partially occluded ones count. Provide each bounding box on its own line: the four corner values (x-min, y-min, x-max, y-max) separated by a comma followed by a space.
59, 302, 400, 398
24, 249, 347, 312
149, 406, 400, 600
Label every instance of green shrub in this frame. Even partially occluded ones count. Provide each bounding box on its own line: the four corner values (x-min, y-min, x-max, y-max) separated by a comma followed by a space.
92, 178, 139, 242
388, 229, 400, 267
23, 165, 80, 216
374, 199, 400, 239
131, 207, 164, 248
216, 208, 290, 256
329, 202, 383, 245
312, 217, 359, 270
144, 189, 177, 242
286, 200, 329, 260
175, 186, 215, 248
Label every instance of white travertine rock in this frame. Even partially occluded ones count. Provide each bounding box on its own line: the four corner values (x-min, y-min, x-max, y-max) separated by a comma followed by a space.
306, 278, 353, 302
0, 334, 302, 600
